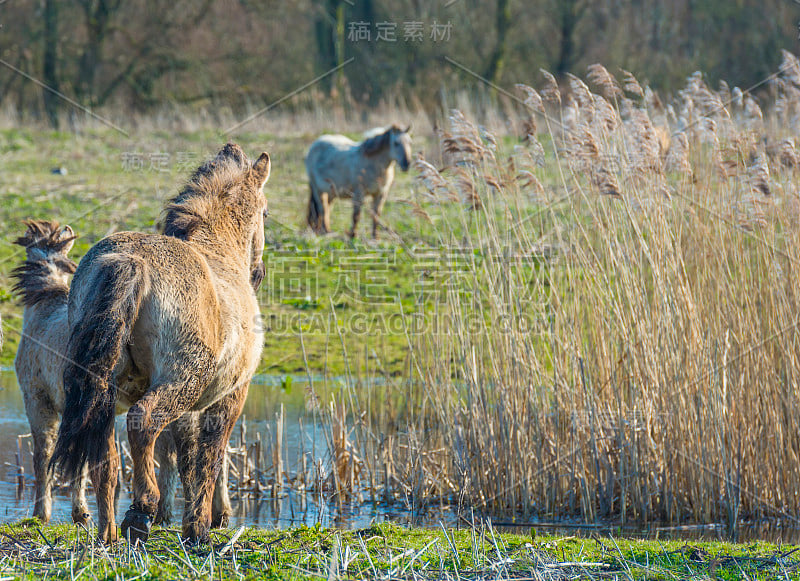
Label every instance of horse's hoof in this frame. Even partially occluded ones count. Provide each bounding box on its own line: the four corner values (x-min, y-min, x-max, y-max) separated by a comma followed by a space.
182, 524, 211, 545
32, 511, 50, 525
154, 513, 171, 526
72, 509, 90, 526
101, 527, 119, 545
121, 508, 152, 546
154, 505, 172, 526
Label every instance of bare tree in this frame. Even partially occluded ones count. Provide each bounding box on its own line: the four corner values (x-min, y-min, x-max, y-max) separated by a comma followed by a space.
42, 0, 60, 127
484, 0, 511, 84
75, 0, 123, 105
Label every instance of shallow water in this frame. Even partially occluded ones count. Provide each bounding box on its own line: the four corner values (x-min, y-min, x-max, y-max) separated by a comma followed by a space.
1, 369, 799, 543
0, 369, 462, 531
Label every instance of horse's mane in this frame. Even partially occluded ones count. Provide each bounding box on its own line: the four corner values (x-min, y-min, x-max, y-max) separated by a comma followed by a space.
361, 124, 403, 156
162, 143, 251, 240
12, 220, 77, 307
14, 220, 75, 253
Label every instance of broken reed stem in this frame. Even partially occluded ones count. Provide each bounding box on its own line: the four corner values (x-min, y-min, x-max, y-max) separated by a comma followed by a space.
273, 405, 284, 496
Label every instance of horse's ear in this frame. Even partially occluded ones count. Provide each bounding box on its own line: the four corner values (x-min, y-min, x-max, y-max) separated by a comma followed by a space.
13, 231, 32, 248
403, 124, 411, 134
252, 152, 271, 186
59, 225, 76, 253
14, 220, 40, 248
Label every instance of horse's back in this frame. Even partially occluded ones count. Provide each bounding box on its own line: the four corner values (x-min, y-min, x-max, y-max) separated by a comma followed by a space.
69, 232, 223, 367
306, 134, 360, 196
72, 231, 210, 300
307, 134, 357, 169
15, 304, 69, 410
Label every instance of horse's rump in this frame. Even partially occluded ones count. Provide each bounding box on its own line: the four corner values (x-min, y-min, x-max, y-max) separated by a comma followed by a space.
52, 247, 150, 480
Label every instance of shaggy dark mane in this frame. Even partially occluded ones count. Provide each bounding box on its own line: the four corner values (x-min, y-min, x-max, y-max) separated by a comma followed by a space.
360, 124, 407, 156
162, 143, 251, 240
12, 220, 77, 307
12, 258, 76, 307
14, 219, 75, 253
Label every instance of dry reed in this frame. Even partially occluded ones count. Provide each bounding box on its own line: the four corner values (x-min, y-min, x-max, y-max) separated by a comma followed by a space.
313, 54, 800, 529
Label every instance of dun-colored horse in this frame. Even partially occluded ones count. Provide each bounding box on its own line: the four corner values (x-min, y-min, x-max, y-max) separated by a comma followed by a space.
51, 143, 269, 545
12, 220, 91, 524
14, 221, 237, 531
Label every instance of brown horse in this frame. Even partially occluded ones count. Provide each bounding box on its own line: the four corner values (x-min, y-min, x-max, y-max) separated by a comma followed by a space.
51, 143, 269, 545
13, 220, 238, 531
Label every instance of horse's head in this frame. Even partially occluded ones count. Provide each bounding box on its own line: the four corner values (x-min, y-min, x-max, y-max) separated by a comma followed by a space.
12, 220, 77, 305
391, 124, 413, 171
363, 124, 413, 171
163, 143, 270, 291
15, 220, 76, 262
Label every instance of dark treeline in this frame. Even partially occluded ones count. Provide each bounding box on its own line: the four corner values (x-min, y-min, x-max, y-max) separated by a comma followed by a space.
1, 0, 798, 126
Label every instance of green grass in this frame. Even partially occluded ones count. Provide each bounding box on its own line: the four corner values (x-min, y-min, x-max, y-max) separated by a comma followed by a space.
0, 521, 797, 580
0, 127, 554, 377
0, 127, 456, 376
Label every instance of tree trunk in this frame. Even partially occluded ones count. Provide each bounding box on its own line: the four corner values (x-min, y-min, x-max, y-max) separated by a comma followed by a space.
334, 0, 345, 95
76, 0, 118, 105
554, 0, 586, 77
42, 0, 59, 128
484, 0, 511, 84
313, 0, 345, 93
314, 1, 338, 74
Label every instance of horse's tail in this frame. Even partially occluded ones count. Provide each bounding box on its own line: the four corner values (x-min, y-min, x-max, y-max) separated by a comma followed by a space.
51, 254, 148, 481
307, 184, 323, 232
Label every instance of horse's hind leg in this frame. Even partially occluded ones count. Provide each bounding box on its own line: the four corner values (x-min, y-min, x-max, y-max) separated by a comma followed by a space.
122, 377, 206, 545
71, 464, 90, 525
154, 429, 178, 526
349, 196, 363, 239
211, 450, 231, 528
174, 384, 247, 543
321, 192, 333, 234
309, 185, 325, 234
89, 430, 120, 543
24, 394, 58, 523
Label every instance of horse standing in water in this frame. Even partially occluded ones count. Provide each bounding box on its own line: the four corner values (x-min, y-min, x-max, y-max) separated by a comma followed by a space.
13, 220, 231, 530
306, 124, 411, 238
52, 143, 269, 545
12, 220, 90, 525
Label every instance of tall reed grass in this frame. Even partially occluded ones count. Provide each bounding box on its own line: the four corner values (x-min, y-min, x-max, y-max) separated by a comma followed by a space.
316, 50, 800, 529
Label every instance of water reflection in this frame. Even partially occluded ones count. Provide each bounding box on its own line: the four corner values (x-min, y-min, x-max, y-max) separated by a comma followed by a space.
2, 369, 800, 543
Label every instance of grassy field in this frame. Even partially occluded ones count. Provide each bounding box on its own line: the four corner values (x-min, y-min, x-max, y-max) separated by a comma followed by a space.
0, 520, 798, 580
0, 125, 438, 377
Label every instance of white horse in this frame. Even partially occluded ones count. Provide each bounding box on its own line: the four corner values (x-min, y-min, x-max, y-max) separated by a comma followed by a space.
306, 124, 412, 238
